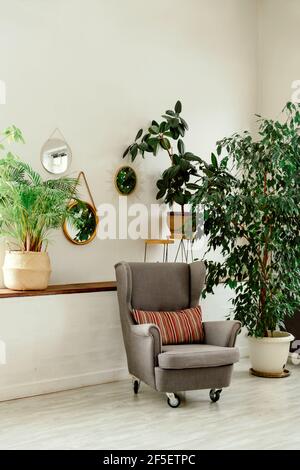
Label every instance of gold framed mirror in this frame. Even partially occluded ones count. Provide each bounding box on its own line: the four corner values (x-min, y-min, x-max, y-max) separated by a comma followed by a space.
115, 166, 137, 195
63, 200, 98, 245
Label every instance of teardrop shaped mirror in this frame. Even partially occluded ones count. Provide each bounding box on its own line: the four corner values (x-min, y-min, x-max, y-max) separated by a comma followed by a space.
41, 137, 72, 175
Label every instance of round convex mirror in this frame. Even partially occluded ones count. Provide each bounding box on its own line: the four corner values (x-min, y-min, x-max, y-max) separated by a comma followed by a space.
115, 166, 137, 195
63, 201, 98, 245
41, 138, 72, 175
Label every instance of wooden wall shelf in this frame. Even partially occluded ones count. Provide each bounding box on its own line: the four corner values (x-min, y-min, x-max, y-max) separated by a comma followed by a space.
0, 281, 117, 299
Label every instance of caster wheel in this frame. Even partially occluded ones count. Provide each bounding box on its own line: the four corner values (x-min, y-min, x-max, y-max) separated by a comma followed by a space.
133, 379, 140, 394
209, 389, 222, 403
167, 393, 181, 408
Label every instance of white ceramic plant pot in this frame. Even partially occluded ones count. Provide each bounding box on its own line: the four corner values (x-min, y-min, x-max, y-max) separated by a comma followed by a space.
3, 251, 51, 291
248, 331, 295, 377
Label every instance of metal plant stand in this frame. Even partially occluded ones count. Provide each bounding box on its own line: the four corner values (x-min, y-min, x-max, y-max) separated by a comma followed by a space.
174, 237, 195, 263
144, 239, 174, 262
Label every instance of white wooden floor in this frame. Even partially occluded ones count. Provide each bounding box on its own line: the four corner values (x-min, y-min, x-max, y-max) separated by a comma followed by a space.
0, 359, 299, 450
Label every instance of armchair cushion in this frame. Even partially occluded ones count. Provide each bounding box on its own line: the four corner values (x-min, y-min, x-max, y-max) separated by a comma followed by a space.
132, 306, 204, 345
158, 344, 240, 369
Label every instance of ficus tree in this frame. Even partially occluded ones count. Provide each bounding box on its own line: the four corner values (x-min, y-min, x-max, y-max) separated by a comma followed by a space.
123, 101, 201, 208
192, 102, 300, 337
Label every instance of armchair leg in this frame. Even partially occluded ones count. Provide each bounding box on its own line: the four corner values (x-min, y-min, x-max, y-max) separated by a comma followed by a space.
132, 377, 141, 394
209, 388, 222, 403
166, 393, 181, 408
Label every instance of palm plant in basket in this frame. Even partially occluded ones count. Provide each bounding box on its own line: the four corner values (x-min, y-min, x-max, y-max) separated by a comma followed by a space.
0, 126, 78, 290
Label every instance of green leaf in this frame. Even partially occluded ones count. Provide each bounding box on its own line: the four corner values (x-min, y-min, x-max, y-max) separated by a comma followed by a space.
178, 124, 185, 137
138, 142, 148, 152
177, 139, 185, 155
122, 146, 130, 158
186, 183, 200, 190
220, 156, 229, 169
149, 125, 160, 135
156, 189, 166, 200
211, 153, 218, 168
135, 129, 143, 141
130, 144, 138, 160
156, 179, 166, 189
203, 168, 214, 177
170, 128, 180, 140
148, 138, 159, 155
165, 110, 175, 116
160, 138, 171, 150
184, 153, 203, 163
170, 117, 179, 127
142, 133, 150, 142
180, 117, 189, 130
175, 101, 182, 114
228, 279, 238, 289
179, 159, 190, 171
159, 121, 167, 133
174, 193, 185, 205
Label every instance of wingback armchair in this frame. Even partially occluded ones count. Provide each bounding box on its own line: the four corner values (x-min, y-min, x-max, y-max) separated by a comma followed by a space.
115, 261, 241, 407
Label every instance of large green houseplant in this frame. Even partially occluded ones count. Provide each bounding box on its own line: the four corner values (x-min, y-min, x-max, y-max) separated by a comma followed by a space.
192, 102, 300, 377
0, 126, 78, 290
123, 101, 201, 237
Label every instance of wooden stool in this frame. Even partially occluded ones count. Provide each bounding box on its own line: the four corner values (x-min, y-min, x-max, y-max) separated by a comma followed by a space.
144, 239, 174, 262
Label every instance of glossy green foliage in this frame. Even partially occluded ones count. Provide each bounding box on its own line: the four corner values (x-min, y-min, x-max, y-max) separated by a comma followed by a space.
123, 101, 202, 206
192, 102, 300, 337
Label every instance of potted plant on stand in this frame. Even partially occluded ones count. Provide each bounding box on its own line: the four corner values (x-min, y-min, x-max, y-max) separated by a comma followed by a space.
191, 102, 300, 377
123, 101, 201, 238
0, 126, 78, 290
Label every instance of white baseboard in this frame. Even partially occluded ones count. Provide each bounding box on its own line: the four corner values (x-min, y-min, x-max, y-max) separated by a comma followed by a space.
0, 367, 129, 402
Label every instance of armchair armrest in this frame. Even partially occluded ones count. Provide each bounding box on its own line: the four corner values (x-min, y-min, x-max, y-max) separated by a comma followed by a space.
203, 320, 241, 348
127, 324, 162, 388
131, 323, 162, 358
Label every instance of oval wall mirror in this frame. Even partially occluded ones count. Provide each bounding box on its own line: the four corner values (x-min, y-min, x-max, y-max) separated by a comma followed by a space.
115, 166, 137, 195
63, 200, 98, 245
41, 137, 72, 175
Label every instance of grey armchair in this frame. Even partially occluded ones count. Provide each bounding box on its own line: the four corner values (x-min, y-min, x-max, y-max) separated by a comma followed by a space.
115, 261, 241, 407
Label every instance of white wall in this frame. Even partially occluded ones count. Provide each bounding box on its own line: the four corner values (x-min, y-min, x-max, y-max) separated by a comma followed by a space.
0, 0, 256, 399
257, 0, 300, 116
0, 0, 257, 284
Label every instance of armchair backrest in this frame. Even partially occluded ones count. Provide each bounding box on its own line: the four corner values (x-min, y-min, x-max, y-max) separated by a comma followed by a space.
115, 261, 206, 329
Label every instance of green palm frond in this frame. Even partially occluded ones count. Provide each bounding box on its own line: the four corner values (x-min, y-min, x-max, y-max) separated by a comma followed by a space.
1, 125, 24, 144
44, 177, 78, 196
0, 148, 80, 252
15, 160, 43, 186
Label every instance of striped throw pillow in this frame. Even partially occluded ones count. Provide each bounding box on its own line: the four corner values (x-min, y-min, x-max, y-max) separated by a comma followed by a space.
132, 306, 204, 345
